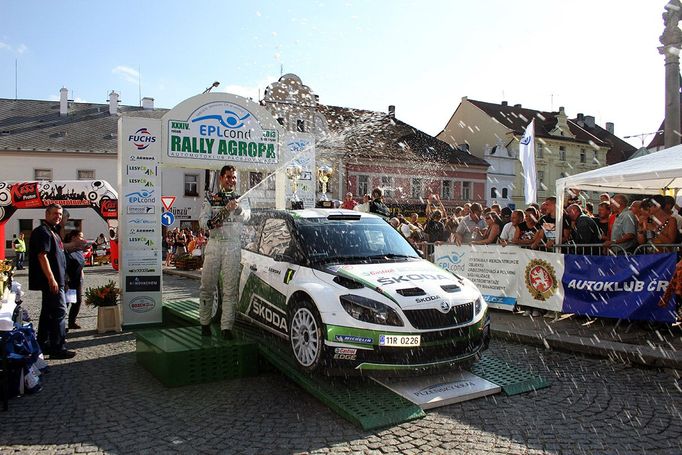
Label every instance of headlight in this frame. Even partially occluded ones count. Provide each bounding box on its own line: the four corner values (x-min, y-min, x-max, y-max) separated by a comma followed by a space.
340, 294, 404, 327
475, 295, 487, 315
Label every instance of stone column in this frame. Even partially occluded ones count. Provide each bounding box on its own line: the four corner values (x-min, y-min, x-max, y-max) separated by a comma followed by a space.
659, 0, 682, 148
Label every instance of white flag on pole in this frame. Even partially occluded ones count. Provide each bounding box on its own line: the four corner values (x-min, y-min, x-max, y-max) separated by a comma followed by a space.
518, 119, 537, 205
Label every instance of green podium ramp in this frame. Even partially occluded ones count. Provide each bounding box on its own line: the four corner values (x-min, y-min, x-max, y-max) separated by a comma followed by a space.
233, 322, 426, 431
470, 355, 550, 396
136, 325, 259, 387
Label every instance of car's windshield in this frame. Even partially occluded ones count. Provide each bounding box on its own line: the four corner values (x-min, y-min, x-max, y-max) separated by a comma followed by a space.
295, 217, 420, 263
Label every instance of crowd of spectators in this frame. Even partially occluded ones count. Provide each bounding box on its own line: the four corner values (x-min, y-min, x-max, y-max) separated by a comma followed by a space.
373, 191, 682, 256
164, 227, 207, 266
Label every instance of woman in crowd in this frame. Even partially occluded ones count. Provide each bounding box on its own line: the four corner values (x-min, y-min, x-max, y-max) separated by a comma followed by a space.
472, 212, 504, 245
637, 195, 678, 251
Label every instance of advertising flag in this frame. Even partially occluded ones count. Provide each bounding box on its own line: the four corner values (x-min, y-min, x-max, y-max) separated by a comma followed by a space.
519, 119, 537, 205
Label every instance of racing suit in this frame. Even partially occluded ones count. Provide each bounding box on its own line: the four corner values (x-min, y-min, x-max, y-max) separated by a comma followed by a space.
198, 189, 249, 330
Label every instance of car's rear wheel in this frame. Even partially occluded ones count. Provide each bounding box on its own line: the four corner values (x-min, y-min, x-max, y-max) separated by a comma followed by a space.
289, 299, 325, 372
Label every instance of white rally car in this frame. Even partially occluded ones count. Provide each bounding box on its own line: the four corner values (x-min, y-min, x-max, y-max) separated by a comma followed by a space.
237, 209, 490, 374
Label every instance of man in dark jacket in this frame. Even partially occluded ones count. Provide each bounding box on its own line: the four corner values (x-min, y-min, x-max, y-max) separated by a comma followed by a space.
28, 203, 75, 359
565, 204, 602, 255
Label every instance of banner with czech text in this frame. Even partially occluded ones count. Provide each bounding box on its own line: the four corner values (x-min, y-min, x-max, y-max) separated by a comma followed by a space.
561, 253, 677, 323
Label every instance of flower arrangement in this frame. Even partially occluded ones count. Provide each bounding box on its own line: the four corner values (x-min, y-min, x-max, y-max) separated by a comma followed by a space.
85, 280, 120, 307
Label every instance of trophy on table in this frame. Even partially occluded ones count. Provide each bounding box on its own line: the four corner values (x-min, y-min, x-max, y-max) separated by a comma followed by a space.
316, 164, 334, 208
286, 163, 304, 210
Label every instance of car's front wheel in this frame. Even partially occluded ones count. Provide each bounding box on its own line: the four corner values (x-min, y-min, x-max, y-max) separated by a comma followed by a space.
289, 299, 325, 372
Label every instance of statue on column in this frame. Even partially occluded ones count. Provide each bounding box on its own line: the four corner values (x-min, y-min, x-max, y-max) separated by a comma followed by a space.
661, 0, 682, 47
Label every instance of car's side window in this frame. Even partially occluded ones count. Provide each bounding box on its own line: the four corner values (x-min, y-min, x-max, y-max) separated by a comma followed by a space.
259, 218, 292, 257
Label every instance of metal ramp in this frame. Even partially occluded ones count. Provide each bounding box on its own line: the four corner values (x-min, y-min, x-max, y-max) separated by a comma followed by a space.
159, 298, 550, 428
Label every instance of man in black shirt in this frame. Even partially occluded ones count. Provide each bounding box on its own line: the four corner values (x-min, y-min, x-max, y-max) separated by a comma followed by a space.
566, 204, 602, 255
28, 203, 75, 359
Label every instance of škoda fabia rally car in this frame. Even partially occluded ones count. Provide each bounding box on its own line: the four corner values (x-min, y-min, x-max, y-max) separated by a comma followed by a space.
237, 209, 490, 373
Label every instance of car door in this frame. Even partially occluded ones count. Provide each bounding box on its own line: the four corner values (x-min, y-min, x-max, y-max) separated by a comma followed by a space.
240, 217, 295, 336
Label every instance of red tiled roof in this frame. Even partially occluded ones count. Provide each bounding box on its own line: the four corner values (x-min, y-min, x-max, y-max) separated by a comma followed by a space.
467, 99, 609, 147
318, 104, 489, 168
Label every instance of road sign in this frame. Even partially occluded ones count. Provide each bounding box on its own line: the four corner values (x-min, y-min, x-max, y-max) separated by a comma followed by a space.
161, 211, 175, 227
161, 196, 176, 212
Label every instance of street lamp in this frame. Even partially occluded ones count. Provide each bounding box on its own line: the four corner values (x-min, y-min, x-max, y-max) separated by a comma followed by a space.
202, 81, 220, 94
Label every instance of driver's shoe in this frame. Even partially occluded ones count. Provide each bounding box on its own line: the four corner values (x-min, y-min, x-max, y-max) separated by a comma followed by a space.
221, 329, 234, 340
201, 325, 212, 337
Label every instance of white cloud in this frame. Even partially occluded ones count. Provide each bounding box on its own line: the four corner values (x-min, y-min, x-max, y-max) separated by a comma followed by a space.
0, 41, 26, 54
219, 75, 278, 101
112, 65, 140, 85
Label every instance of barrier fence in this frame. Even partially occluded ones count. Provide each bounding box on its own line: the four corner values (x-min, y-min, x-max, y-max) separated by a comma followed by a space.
425, 242, 680, 324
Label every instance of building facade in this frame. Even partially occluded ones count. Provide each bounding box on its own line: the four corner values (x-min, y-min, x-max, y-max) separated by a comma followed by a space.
437, 97, 634, 207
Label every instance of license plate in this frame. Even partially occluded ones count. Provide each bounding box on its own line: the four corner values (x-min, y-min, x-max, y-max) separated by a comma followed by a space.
379, 334, 421, 347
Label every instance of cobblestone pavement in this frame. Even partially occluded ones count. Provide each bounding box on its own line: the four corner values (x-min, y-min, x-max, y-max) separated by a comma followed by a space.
2, 267, 681, 454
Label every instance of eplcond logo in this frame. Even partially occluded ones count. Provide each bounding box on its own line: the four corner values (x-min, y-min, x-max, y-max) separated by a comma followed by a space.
128, 128, 157, 150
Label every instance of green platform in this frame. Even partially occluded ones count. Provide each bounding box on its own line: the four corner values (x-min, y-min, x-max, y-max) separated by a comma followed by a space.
154, 298, 550, 429
136, 325, 259, 387
163, 299, 201, 327
234, 322, 426, 431
471, 354, 550, 396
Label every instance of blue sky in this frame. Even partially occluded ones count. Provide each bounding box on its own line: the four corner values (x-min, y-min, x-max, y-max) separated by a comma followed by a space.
0, 0, 666, 147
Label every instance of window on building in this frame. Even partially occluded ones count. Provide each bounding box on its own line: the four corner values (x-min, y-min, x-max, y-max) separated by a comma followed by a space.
296, 120, 305, 132
536, 143, 543, 158
490, 187, 497, 199
461, 181, 471, 201
580, 148, 586, 163
411, 178, 423, 199
19, 219, 32, 232
277, 117, 285, 126
381, 176, 393, 197
77, 170, 95, 180
249, 172, 263, 189
559, 146, 566, 161
358, 175, 369, 196
184, 174, 199, 196
592, 150, 599, 163
442, 181, 452, 200
34, 169, 52, 180
502, 188, 508, 198
537, 170, 545, 190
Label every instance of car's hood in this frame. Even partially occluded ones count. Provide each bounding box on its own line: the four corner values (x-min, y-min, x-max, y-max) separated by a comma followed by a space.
317, 260, 480, 309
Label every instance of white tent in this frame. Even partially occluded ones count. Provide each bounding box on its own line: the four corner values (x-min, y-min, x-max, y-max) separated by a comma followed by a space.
555, 144, 682, 244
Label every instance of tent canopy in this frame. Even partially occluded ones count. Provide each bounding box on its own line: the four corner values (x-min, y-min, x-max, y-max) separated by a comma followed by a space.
555, 143, 682, 245
556, 144, 682, 196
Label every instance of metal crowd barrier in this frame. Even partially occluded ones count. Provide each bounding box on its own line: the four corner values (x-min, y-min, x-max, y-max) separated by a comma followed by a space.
417, 241, 682, 260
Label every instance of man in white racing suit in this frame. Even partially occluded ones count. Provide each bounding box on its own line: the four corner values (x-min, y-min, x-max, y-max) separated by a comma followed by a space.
199, 165, 249, 339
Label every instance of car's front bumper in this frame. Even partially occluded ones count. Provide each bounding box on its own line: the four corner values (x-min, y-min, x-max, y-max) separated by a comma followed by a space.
324, 312, 491, 372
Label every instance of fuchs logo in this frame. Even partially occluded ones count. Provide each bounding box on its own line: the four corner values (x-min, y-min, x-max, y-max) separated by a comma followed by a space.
129, 296, 156, 313
525, 259, 558, 301
250, 295, 287, 333
128, 128, 156, 150
125, 189, 155, 204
